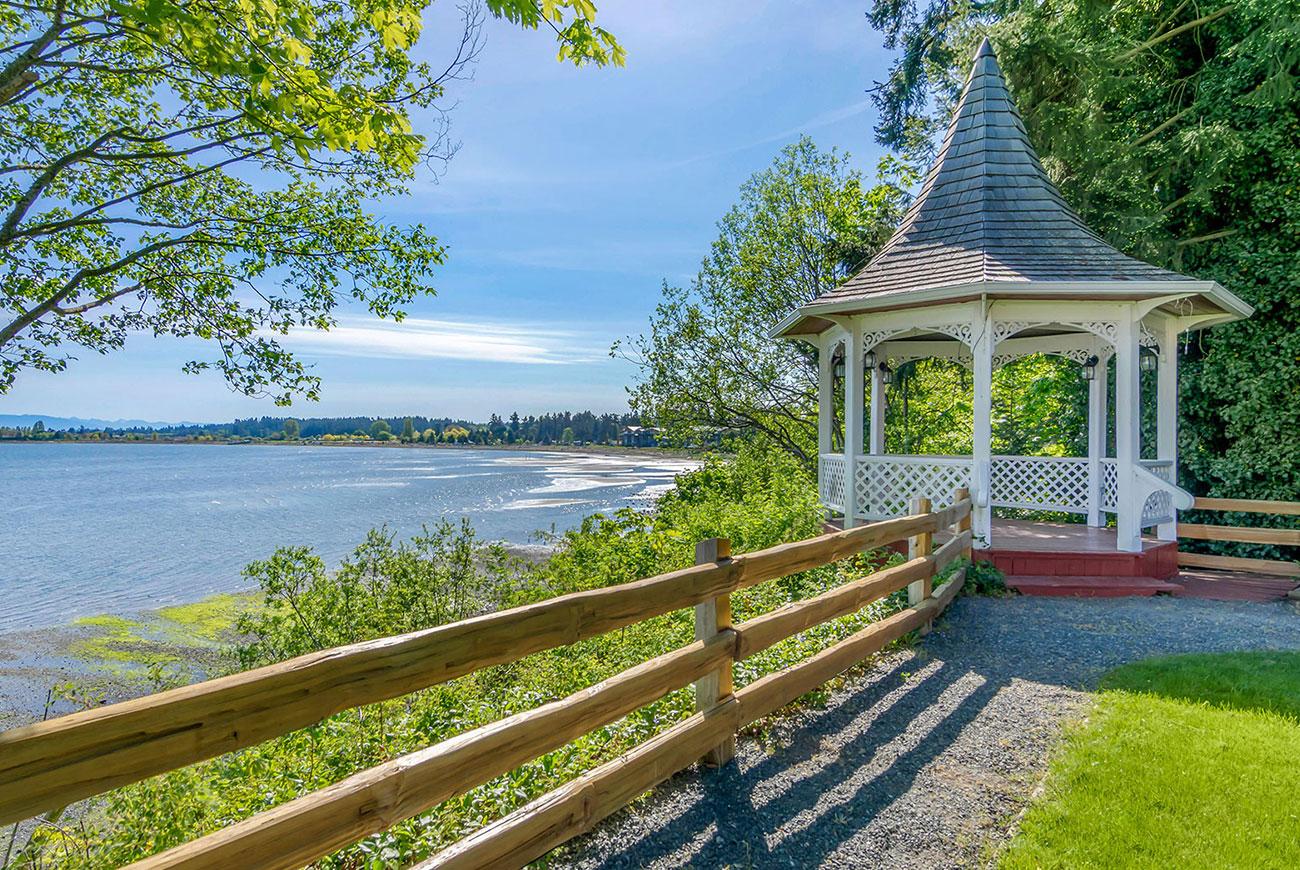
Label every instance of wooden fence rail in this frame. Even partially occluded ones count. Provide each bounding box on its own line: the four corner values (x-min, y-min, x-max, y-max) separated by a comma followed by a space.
0, 491, 973, 870
1178, 497, 1300, 578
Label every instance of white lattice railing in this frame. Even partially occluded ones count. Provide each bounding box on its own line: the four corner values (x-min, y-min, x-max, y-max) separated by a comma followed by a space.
854, 455, 973, 520
823, 453, 1183, 528
818, 453, 848, 512
1100, 458, 1119, 512
990, 455, 1090, 513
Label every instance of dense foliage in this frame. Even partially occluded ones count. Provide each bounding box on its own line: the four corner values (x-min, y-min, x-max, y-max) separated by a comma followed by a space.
10, 444, 916, 868
867, 0, 1300, 502
0, 0, 621, 402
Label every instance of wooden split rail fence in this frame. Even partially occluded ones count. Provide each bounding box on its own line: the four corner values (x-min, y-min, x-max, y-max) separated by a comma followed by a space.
0, 491, 973, 870
1178, 497, 1300, 579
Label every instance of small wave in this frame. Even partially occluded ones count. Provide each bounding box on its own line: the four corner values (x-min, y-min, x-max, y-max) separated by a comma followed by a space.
501, 497, 590, 511
326, 481, 412, 488
528, 475, 645, 495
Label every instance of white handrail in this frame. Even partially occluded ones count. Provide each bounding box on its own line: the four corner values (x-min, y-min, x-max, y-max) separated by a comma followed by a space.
1135, 463, 1193, 510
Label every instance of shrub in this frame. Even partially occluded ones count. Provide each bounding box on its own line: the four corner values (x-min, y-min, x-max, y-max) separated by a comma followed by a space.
965, 558, 1010, 596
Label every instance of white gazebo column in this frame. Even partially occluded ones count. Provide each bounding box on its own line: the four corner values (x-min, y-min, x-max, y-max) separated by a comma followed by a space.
971, 312, 993, 547
1155, 319, 1179, 541
868, 356, 885, 454
1086, 349, 1108, 527
817, 336, 835, 457
1114, 311, 1143, 552
842, 325, 864, 528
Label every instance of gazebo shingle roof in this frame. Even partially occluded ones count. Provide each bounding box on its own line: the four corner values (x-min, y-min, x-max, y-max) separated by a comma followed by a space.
809, 38, 1186, 309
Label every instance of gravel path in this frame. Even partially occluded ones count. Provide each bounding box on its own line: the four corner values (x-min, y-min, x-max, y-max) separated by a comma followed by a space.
556, 595, 1300, 870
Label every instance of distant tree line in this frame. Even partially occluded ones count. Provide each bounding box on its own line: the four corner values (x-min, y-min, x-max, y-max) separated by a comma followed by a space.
1, 411, 645, 446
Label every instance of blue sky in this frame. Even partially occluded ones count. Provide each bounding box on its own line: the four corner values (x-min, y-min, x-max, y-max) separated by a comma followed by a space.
5, 1, 894, 424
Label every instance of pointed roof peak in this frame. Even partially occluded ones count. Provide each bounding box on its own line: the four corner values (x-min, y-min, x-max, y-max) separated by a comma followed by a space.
804, 34, 1189, 308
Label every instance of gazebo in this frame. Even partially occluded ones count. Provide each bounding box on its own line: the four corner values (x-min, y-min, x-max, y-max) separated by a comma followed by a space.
773, 39, 1251, 555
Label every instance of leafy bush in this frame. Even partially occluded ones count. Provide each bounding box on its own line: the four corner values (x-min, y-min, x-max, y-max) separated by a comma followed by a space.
235, 520, 514, 668
964, 559, 1010, 596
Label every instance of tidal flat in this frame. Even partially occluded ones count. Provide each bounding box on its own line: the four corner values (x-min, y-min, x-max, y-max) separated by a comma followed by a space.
0, 592, 258, 730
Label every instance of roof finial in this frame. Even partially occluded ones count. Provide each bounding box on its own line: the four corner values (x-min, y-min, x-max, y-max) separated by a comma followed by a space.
975, 36, 995, 60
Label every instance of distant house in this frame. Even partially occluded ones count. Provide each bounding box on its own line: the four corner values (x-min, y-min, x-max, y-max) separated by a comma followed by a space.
619, 426, 662, 448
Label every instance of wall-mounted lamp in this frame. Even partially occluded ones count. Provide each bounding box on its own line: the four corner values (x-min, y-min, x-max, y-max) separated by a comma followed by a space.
1082, 355, 1099, 381
1139, 351, 1158, 372
879, 362, 894, 385
863, 350, 877, 369
833, 357, 844, 379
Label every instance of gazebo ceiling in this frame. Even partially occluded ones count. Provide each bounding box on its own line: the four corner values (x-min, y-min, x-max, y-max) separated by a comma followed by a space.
773, 38, 1251, 339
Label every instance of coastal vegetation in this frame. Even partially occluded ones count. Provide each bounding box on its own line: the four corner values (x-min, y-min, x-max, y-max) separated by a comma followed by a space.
7, 444, 932, 868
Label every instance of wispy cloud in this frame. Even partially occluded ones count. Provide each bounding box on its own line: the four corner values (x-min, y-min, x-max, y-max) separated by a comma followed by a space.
667, 99, 874, 169
281, 316, 608, 365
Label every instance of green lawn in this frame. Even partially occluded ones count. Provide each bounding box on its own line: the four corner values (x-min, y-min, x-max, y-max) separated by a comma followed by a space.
1001, 651, 1300, 869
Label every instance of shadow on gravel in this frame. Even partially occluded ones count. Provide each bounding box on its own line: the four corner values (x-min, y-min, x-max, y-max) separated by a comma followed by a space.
561, 595, 1300, 869
588, 655, 1000, 869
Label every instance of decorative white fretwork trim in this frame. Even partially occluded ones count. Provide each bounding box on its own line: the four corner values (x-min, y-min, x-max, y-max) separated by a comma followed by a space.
924, 321, 977, 348
862, 327, 908, 351
992, 345, 1098, 369
1071, 320, 1118, 344
992, 320, 1030, 344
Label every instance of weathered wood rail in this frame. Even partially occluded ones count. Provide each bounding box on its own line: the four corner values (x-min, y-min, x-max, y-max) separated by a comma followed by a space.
0, 491, 973, 870
1178, 497, 1300, 578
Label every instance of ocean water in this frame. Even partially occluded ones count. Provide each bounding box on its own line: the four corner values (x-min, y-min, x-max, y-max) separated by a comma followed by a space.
0, 444, 698, 632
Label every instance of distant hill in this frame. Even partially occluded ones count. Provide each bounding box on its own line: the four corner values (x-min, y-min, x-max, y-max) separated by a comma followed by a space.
0, 414, 204, 430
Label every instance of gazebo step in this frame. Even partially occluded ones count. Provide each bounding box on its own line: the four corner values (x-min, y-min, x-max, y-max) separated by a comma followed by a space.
1007, 575, 1182, 597
985, 539, 1179, 580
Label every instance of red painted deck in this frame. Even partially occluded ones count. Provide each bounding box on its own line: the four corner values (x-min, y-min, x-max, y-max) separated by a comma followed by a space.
829, 517, 1298, 603
986, 521, 1296, 602
985, 520, 1178, 580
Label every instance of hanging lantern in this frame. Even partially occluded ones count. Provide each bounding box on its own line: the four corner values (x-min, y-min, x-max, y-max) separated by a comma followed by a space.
863, 350, 877, 369
879, 362, 894, 385
1140, 351, 1158, 372
1082, 354, 1099, 381
833, 354, 844, 378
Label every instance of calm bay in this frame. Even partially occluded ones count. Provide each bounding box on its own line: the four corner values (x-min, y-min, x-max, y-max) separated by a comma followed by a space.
0, 443, 697, 633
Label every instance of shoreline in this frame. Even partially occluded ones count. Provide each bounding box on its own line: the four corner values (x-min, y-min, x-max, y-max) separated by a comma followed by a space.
1, 439, 702, 462
0, 447, 704, 728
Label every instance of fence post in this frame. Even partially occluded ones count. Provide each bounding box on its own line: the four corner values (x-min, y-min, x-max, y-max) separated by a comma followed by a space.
908, 497, 934, 633
955, 486, 972, 560
694, 538, 735, 767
